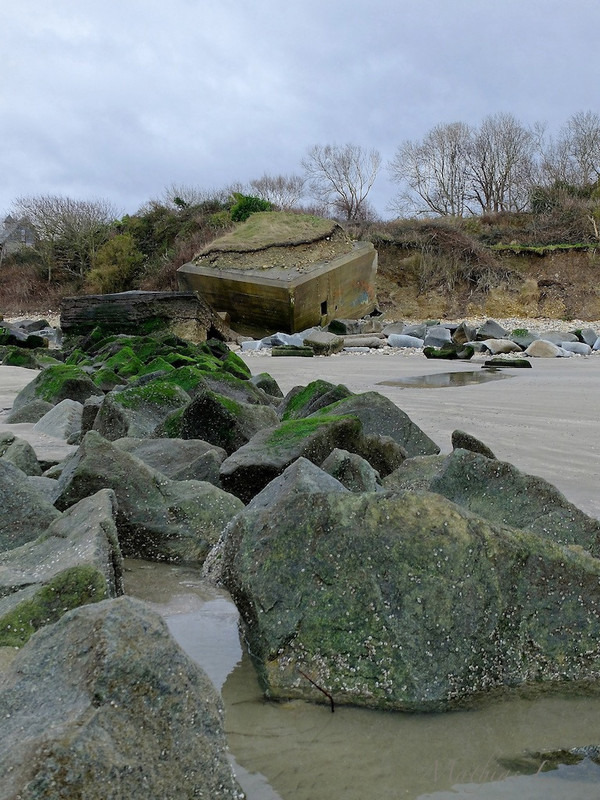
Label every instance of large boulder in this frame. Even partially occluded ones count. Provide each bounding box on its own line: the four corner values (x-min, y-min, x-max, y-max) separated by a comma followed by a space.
0, 461, 62, 550
113, 437, 227, 484
92, 381, 192, 441
0, 597, 243, 798
11, 364, 98, 413
308, 391, 440, 457
386, 449, 600, 555
0, 490, 123, 647
219, 415, 395, 503
278, 379, 354, 420
32, 398, 84, 441
221, 488, 600, 712
166, 389, 279, 454
53, 431, 244, 563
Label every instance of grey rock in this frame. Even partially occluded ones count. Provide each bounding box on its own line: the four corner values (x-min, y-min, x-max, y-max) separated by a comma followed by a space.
423, 326, 452, 348
302, 330, 345, 355
0, 461, 61, 550
475, 319, 509, 340
578, 327, 599, 347
386, 334, 424, 348
594, 337, 600, 351
0, 434, 42, 476
246, 456, 349, 512
113, 437, 227, 485
381, 322, 406, 336
54, 431, 243, 563
278, 380, 354, 420
509, 329, 539, 348
11, 365, 98, 413
26, 475, 59, 501
451, 429, 496, 459
321, 447, 381, 492
0, 597, 242, 799
560, 341, 593, 355
221, 487, 600, 711
307, 391, 440, 457
452, 321, 477, 345
341, 335, 384, 348
402, 323, 428, 339
5, 399, 54, 424
32, 398, 83, 440
538, 330, 579, 344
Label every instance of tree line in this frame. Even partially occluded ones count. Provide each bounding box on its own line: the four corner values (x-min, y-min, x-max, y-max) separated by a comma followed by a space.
3, 109, 600, 292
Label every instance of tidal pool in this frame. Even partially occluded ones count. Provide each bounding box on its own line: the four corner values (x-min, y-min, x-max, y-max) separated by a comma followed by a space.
378, 370, 510, 389
125, 559, 600, 800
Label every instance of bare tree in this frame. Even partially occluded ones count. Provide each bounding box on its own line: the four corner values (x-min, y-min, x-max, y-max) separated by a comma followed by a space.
302, 143, 381, 221
12, 195, 117, 281
248, 173, 305, 210
467, 113, 537, 213
389, 122, 472, 216
559, 111, 600, 186
160, 183, 231, 209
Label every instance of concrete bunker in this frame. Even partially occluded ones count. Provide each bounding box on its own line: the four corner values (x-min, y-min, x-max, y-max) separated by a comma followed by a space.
177, 212, 378, 333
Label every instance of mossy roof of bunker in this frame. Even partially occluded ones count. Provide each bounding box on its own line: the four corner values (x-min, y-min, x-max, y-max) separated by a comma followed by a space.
193, 212, 354, 272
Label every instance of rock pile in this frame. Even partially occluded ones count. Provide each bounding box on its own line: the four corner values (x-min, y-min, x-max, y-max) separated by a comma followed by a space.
2, 316, 600, 790
241, 316, 600, 358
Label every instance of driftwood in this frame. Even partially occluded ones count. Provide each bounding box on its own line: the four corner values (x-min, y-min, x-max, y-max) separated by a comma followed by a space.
60, 291, 242, 342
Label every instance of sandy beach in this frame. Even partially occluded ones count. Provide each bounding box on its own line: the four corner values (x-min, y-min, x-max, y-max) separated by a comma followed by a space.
2, 352, 599, 520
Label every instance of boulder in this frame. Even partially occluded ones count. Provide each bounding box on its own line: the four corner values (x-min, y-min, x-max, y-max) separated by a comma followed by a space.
0, 597, 243, 799
424, 344, 475, 360
0, 433, 42, 476
402, 323, 428, 339
525, 340, 563, 358
480, 339, 522, 355
538, 330, 579, 345
0, 461, 61, 550
32, 398, 84, 441
321, 448, 381, 492
409, 449, 600, 555
0, 490, 123, 647
53, 431, 244, 563
302, 330, 345, 356
221, 488, 600, 712
452, 321, 477, 345
423, 326, 452, 348
11, 364, 98, 413
166, 389, 279, 454
451, 429, 496, 459
279, 380, 354, 421
578, 327, 599, 347
386, 334, 424, 348
509, 329, 538, 348
219, 416, 365, 503
341, 335, 384, 349
560, 341, 593, 355
93, 381, 192, 441
249, 371, 284, 399
475, 319, 509, 340
5, 399, 54, 424
113, 437, 227, 485
308, 391, 440, 457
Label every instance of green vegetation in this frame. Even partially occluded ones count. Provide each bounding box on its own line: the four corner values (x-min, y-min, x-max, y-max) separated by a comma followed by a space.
200, 212, 338, 253
0, 566, 108, 647
229, 192, 273, 222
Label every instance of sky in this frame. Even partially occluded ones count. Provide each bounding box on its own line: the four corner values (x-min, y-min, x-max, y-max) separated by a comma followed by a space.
2, 0, 600, 220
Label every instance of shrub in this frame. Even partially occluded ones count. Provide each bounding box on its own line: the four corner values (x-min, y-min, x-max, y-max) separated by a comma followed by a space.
84, 234, 145, 294
229, 193, 273, 222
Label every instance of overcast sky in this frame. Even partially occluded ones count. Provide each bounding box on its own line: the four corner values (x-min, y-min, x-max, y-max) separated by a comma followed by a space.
2, 0, 599, 219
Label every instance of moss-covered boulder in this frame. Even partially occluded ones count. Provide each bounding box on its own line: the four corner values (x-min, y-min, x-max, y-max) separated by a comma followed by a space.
113, 437, 227, 485
165, 389, 279, 454
54, 431, 243, 563
219, 415, 365, 503
222, 487, 600, 712
11, 364, 98, 413
279, 380, 354, 420
309, 391, 440, 457
92, 380, 191, 441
